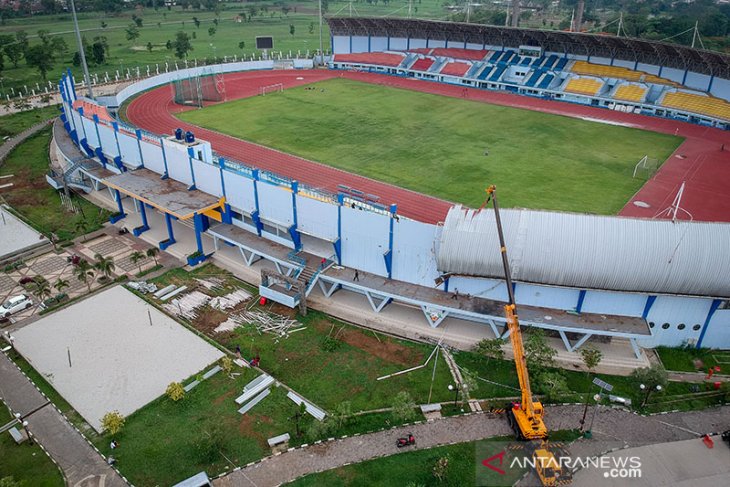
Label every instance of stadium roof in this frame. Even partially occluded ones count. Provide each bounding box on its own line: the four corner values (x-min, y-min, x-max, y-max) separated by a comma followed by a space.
437, 206, 730, 298
327, 17, 730, 78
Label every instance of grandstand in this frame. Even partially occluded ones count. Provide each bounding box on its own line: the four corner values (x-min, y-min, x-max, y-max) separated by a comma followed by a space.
332, 52, 405, 67
571, 61, 676, 86
327, 18, 730, 129
661, 91, 730, 122
440, 61, 471, 77
564, 76, 604, 96
411, 57, 435, 72
612, 83, 649, 103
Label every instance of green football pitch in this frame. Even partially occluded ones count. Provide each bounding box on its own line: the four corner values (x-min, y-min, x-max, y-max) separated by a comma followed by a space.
177, 78, 682, 213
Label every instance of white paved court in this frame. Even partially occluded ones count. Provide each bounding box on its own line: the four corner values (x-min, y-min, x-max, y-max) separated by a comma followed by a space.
0, 205, 48, 260
13, 285, 224, 432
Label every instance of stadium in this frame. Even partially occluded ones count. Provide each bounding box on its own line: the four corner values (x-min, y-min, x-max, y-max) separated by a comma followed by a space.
52, 17, 730, 365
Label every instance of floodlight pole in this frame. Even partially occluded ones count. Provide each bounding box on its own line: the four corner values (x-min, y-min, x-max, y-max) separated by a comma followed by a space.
318, 0, 324, 65
69, 0, 94, 99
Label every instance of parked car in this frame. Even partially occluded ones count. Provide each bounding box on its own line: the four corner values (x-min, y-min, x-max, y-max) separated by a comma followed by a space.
0, 295, 33, 318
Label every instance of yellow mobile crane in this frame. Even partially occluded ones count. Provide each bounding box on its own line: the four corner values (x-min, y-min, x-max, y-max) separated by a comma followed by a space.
485, 185, 548, 441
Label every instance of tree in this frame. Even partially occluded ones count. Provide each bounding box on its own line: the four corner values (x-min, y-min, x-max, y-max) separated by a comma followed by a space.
290, 402, 307, 437
130, 251, 146, 274
166, 40, 172, 50
220, 356, 233, 376
33, 276, 51, 301
459, 368, 479, 406
54, 278, 70, 294
433, 456, 450, 482
524, 329, 557, 371
74, 218, 89, 241
208, 26, 216, 37
132, 14, 143, 28
391, 391, 416, 422
15, 30, 28, 54
193, 16, 201, 28
24, 44, 54, 81
331, 401, 351, 429
282, 5, 291, 16
308, 22, 315, 34
166, 382, 185, 401
579, 347, 603, 429
94, 253, 115, 280
146, 247, 160, 266
630, 364, 668, 407
125, 24, 141, 46
91, 37, 109, 65
101, 410, 125, 435
146, 42, 153, 53
289, 24, 295, 36
74, 259, 96, 293
172, 31, 193, 60
238, 41, 245, 50
0, 477, 21, 487
535, 371, 570, 403
100, 21, 108, 29
473, 337, 505, 363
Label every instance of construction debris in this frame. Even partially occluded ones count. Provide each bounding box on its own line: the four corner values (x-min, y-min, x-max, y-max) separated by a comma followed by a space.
209, 289, 252, 310
213, 310, 303, 337
159, 285, 188, 302
163, 290, 210, 319
195, 277, 224, 291
127, 281, 158, 294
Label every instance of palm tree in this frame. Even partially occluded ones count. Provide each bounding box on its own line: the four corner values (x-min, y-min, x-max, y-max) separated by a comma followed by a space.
130, 251, 146, 275
94, 253, 115, 281
54, 278, 70, 294
74, 259, 96, 292
33, 277, 52, 301
146, 247, 159, 266
74, 218, 90, 242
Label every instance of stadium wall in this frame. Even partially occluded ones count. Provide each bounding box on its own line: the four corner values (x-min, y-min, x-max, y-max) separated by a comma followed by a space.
331, 35, 730, 102
57, 65, 730, 350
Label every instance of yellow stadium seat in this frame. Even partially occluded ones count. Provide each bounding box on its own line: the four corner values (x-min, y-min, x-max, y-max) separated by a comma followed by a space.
661, 92, 730, 121
565, 77, 603, 96
571, 61, 676, 86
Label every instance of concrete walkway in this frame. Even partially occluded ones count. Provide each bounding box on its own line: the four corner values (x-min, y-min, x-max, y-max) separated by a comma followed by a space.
0, 351, 127, 487
0, 119, 53, 164
216, 405, 730, 487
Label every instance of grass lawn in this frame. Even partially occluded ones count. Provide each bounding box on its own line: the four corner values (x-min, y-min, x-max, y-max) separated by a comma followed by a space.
656, 346, 730, 373
0, 400, 64, 487
177, 78, 682, 214
0, 1, 457, 94
0, 128, 110, 242
0, 106, 59, 138
453, 348, 729, 413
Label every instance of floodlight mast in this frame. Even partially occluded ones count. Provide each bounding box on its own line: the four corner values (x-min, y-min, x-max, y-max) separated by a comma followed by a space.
69, 0, 94, 99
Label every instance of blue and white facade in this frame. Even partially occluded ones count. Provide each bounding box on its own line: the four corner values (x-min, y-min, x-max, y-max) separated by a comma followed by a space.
54, 61, 730, 351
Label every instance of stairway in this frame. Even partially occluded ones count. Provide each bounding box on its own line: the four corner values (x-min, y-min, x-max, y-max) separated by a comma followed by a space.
297, 265, 317, 295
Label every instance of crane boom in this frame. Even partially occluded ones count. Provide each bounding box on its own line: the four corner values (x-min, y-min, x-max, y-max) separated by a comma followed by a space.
486, 185, 547, 440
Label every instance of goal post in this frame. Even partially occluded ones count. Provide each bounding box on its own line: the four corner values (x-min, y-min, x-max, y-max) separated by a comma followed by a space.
259, 83, 284, 96
632, 155, 658, 180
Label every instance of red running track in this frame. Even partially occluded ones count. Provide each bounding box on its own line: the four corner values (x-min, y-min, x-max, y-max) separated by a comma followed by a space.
127, 69, 730, 224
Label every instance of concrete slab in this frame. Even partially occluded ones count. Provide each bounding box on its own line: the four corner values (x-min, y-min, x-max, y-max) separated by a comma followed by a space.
0, 206, 48, 260
104, 168, 221, 219
572, 436, 730, 486
12, 286, 223, 432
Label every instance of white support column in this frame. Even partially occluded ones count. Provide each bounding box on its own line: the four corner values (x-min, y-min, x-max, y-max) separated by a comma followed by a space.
629, 338, 642, 360
364, 291, 392, 313
558, 330, 573, 352
571, 333, 593, 352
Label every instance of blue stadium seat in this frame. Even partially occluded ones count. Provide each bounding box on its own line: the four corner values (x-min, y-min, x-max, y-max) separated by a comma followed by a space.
555, 57, 568, 70
489, 51, 502, 62
531, 56, 545, 67
525, 70, 544, 87
478, 66, 494, 80
489, 65, 507, 82
537, 74, 554, 89
543, 54, 558, 69
520, 57, 531, 66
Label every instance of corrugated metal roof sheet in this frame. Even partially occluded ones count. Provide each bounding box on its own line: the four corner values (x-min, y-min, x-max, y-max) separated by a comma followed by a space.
437, 206, 730, 297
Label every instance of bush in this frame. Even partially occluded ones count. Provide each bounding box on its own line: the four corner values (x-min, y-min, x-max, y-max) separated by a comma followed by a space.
320, 335, 340, 352
101, 411, 125, 435
391, 391, 417, 422
220, 356, 233, 376
166, 382, 185, 401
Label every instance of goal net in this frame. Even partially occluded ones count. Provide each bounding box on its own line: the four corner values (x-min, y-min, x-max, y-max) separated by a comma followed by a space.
632, 155, 659, 180
259, 83, 284, 96
172, 72, 226, 107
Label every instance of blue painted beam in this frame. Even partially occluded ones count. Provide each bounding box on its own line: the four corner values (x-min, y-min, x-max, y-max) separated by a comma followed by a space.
697, 299, 722, 349
336, 193, 344, 264
133, 200, 150, 236
385, 204, 397, 279
576, 290, 587, 313
193, 213, 205, 254
252, 169, 262, 236
135, 129, 145, 168
109, 190, 127, 224
641, 295, 657, 319
160, 213, 176, 249
160, 139, 169, 179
